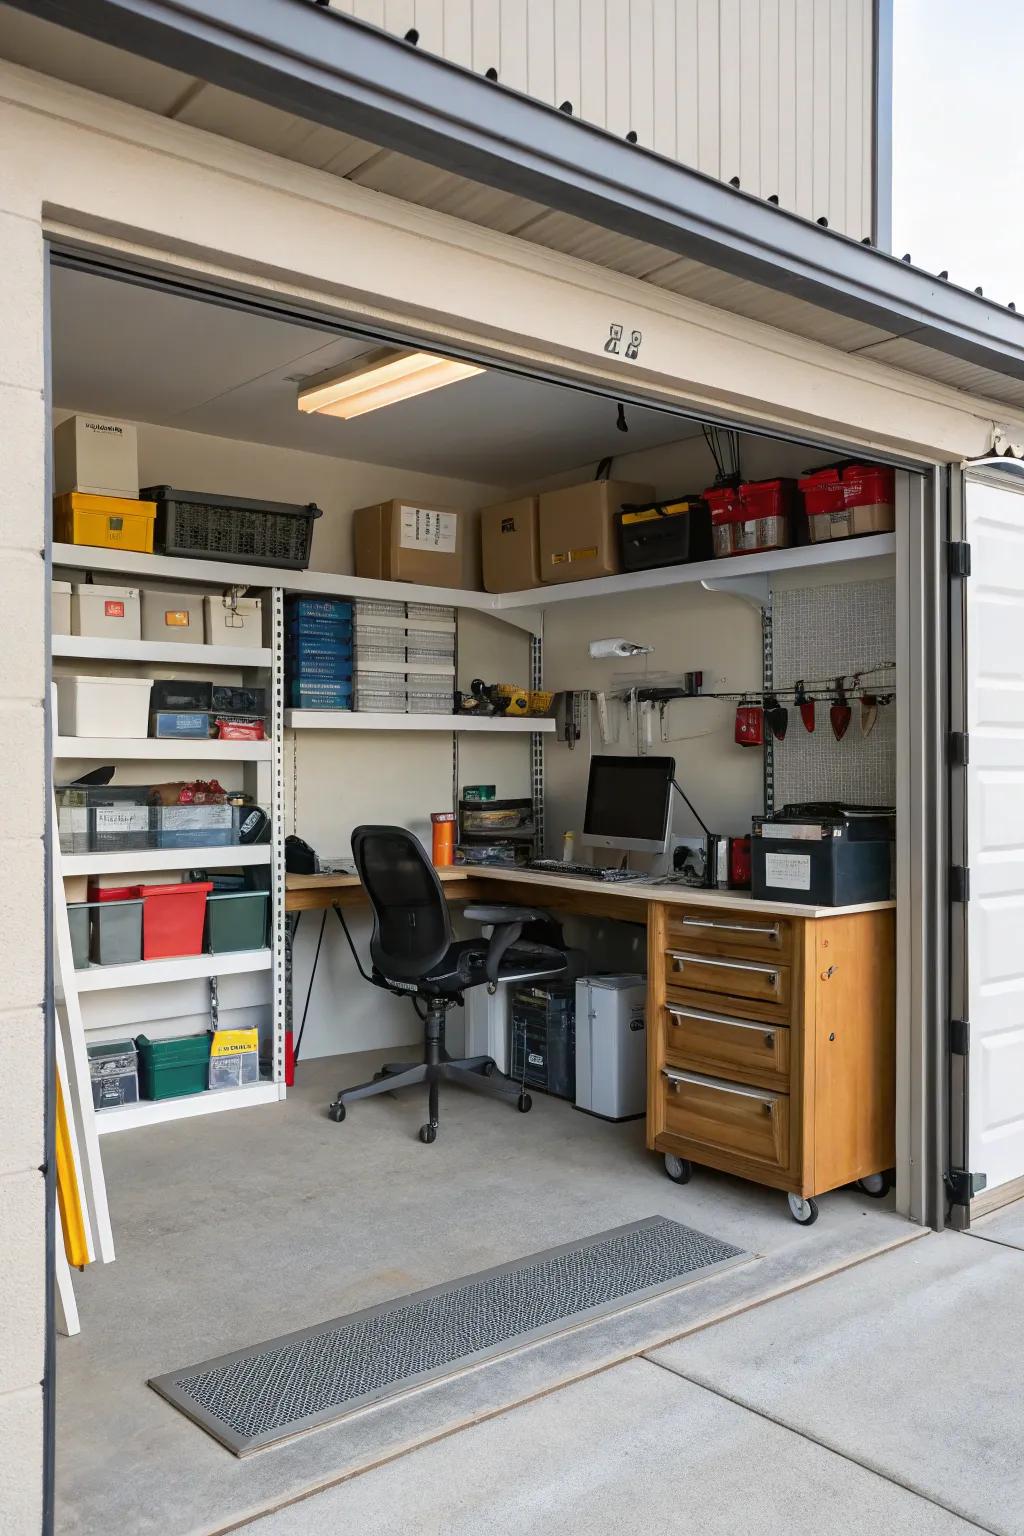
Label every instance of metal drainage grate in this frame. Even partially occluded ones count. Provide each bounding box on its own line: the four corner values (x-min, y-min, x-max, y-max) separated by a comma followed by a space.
150, 1217, 744, 1455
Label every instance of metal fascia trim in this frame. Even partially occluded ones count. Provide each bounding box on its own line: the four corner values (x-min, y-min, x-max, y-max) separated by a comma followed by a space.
13, 0, 1024, 382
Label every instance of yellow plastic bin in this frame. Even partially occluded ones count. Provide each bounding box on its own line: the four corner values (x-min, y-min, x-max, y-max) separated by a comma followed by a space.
54, 492, 157, 554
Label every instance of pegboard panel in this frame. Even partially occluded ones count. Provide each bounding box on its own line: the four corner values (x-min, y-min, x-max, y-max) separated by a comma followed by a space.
771, 578, 896, 807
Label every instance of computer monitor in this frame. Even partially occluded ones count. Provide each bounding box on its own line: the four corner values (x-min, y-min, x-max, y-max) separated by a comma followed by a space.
582, 754, 676, 855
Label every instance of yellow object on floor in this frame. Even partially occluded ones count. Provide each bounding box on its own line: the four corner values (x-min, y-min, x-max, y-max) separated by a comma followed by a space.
54, 491, 157, 553
55, 1074, 90, 1268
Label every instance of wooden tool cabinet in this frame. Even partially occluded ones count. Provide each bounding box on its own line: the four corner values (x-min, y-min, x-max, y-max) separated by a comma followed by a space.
646, 899, 896, 1224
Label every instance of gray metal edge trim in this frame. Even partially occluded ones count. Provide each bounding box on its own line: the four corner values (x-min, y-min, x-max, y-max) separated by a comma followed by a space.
149, 1217, 749, 1455
872, 0, 894, 254
12, 0, 1024, 382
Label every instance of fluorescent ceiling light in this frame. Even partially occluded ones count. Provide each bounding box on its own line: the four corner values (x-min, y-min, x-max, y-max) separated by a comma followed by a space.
298, 348, 484, 419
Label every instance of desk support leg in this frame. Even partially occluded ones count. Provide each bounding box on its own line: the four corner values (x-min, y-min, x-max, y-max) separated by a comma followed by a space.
293, 908, 328, 1066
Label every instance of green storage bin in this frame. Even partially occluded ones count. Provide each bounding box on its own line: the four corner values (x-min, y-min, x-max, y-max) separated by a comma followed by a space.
136, 1033, 211, 1101
205, 891, 269, 954
68, 902, 92, 970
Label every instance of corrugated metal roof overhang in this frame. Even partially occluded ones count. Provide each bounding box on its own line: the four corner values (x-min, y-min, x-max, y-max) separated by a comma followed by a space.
10, 0, 1024, 408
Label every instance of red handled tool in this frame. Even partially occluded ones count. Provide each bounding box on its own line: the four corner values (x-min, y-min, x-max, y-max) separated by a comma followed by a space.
830, 678, 852, 740
794, 680, 815, 733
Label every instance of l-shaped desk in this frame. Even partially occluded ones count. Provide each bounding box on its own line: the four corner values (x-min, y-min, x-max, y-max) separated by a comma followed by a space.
285, 866, 896, 1217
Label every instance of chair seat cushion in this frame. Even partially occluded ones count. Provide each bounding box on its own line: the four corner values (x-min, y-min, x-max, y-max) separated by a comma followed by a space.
412, 939, 565, 996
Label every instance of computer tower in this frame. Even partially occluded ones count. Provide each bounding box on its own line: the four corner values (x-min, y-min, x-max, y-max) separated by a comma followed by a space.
574, 975, 647, 1121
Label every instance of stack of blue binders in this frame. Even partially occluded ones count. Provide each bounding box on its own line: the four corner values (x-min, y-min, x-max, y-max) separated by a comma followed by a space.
285, 597, 353, 709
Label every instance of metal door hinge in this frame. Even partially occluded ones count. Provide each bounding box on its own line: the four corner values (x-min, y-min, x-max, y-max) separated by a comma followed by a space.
951, 865, 970, 902
950, 731, 970, 766
949, 541, 972, 577
949, 1018, 970, 1056
944, 1167, 987, 1205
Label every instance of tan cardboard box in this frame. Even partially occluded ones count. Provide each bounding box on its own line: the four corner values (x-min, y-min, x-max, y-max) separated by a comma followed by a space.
538, 480, 654, 583
353, 500, 478, 589
53, 415, 140, 499
480, 496, 541, 592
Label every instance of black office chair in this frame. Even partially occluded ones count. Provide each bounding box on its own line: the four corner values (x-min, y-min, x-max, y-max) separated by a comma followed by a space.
328, 825, 567, 1143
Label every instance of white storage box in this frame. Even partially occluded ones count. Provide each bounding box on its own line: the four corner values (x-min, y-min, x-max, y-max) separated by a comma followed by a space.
141, 587, 205, 645
203, 595, 264, 648
53, 415, 139, 499
51, 580, 72, 635
71, 584, 141, 641
56, 675, 152, 738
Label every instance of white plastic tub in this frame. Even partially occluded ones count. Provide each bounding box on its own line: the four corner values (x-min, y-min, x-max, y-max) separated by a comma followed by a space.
52, 580, 72, 635
71, 584, 141, 641
55, 674, 152, 738
203, 594, 264, 648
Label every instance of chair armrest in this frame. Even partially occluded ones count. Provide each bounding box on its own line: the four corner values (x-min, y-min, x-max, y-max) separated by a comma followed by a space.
463, 903, 551, 925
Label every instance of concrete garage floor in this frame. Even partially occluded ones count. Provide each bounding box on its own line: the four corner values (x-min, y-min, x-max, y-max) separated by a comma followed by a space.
58, 1049, 915, 1536
235, 1221, 1024, 1536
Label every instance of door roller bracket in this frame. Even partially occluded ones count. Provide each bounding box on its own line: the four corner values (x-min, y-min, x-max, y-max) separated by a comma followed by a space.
944, 1168, 987, 1205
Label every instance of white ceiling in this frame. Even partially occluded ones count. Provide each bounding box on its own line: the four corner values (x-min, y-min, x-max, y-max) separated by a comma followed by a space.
50, 265, 700, 485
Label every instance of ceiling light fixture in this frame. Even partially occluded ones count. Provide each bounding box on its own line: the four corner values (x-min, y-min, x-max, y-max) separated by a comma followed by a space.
297, 348, 483, 420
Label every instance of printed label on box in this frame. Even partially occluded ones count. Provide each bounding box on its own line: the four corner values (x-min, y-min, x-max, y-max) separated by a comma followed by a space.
399, 506, 457, 553
764, 852, 812, 890
161, 805, 232, 832
94, 806, 149, 835
551, 546, 599, 565
761, 823, 824, 841
164, 610, 190, 627
104, 600, 125, 618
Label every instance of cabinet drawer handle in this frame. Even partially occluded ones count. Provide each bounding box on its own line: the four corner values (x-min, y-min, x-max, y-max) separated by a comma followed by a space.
681, 918, 781, 941
661, 1067, 780, 1107
664, 1005, 779, 1051
667, 951, 780, 984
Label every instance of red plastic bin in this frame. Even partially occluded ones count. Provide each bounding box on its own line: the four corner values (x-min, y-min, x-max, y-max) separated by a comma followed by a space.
88, 883, 141, 902
798, 468, 844, 515
138, 881, 213, 959
704, 486, 743, 557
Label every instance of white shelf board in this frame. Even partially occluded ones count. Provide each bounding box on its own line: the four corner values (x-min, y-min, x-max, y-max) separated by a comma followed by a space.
95, 1081, 282, 1135
52, 634, 272, 668
61, 845, 272, 876
494, 533, 898, 608
75, 949, 272, 992
284, 710, 556, 732
54, 736, 272, 760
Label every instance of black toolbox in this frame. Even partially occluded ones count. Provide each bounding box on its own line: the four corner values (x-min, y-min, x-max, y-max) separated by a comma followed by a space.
616, 496, 713, 572
751, 803, 895, 906
510, 983, 576, 1099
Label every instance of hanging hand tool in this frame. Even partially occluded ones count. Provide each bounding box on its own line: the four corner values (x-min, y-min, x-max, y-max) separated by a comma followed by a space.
764, 693, 788, 741
596, 691, 616, 745
794, 680, 815, 733
859, 693, 879, 737
639, 698, 655, 753
830, 677, 852, 740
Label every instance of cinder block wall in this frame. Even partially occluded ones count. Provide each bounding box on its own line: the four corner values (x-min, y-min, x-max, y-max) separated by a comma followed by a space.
0, 201, 46, 1532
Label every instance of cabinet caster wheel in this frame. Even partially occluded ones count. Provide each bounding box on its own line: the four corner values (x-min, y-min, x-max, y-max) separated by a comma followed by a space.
419, 1122, 437, 1144
856, 1172, 892, 1198
517, 1093, 532, 1113
663, 1154, 693, 1185
787, 1193, 818, 1226
327, 1101, 346, 1123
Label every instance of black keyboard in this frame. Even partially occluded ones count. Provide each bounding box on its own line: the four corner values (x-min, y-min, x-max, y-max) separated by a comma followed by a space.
525, 859, 642, 883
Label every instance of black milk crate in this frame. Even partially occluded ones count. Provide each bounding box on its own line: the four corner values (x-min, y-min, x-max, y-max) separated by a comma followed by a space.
143, 486, 322, 569
510, 983, 576, 1100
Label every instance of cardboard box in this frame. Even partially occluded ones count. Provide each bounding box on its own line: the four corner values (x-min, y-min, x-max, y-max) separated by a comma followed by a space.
353, 500, 478, 589
481, 496, 541, 592
54, 415, 139, 499
538, 480, 654, 583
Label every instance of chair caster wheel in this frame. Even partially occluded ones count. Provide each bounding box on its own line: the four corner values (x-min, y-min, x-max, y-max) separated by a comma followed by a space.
787, 1193, 818, 1225
663, 1154, 692, 1185
856, 1171, 892, 1198
482, 1061, 496, 1076
419, 1122, 437, 1144
328, 1101, 346, 1123
517, 1093, 532, 1113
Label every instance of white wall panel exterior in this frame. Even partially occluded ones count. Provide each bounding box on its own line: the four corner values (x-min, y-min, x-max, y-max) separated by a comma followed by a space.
329, 0, 876, 238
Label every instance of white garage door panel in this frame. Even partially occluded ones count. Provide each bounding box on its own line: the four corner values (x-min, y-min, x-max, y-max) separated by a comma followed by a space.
966, 475, 1024, 1193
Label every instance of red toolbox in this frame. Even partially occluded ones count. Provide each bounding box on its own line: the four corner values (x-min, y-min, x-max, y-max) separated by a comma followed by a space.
799, 463, 895, 541
798, 468, 845, 542
735, 479, 795, 553
705, 485, 743, 557
138, 881, 213, 959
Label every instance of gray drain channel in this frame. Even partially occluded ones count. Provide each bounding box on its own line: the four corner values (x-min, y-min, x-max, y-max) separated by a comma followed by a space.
150, 1216, 745, 1455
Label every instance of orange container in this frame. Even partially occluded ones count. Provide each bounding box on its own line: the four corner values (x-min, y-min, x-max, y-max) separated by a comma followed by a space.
431, 812, 457, 868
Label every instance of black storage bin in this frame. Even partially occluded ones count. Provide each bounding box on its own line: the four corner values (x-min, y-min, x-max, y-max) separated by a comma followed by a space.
143, 485, 323, 569
510, 983, 575, 1099
616, 497, 713, 572
211, 684, 266, 714
751, 818, 893, 906
150, 679, 212, 712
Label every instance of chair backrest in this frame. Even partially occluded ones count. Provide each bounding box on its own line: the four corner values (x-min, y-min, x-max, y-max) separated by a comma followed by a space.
351, 825, 453, 982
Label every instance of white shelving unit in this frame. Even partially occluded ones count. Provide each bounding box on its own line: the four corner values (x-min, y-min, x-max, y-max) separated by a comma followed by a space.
52, 634, 273, 668
55, 736, 272, 761
61, 845, 271, 877
94, 1082, 281, 1135
285, 710, 556, 732
75, 949, 272, 993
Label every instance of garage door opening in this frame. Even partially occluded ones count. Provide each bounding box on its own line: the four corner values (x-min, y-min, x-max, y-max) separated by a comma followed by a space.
49, 253, 927, 1532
